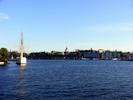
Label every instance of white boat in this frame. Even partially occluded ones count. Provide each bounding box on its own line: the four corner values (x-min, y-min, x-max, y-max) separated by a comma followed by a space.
93, 58, 99, 60
112, 58, 120, 60
81, 58, 89, 60
14, 30, 30, 64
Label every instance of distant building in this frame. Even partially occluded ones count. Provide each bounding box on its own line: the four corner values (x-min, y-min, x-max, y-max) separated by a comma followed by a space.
11, 51, 18, 54
51, 51, 56, 55
51, 51, 64, 55
75, 49, 80, 52
9, 50, 19, 59
101, 50, 121, 60
65, 47, 69, 55
126, 52, 133, 60
65, 47, 69, 52
83, 53, 100, 58
11, 55, 14, 59
98, 49, 105, 53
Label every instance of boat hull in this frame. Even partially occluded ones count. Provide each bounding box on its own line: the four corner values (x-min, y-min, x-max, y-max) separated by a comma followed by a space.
16, 57, 27, 64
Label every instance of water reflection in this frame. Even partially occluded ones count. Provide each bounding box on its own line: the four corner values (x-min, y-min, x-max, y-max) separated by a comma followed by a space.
16, 63, 29, 98
19, 64, 26, 69
17, 63, 26, 66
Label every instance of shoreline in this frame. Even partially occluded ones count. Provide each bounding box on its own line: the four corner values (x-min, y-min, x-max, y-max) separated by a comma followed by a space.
0, 61, 8, 66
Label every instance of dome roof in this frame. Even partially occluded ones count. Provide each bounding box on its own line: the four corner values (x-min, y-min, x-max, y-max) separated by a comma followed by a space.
65, 47, 69, 52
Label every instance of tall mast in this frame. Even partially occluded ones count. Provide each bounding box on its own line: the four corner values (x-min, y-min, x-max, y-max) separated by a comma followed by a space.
13, 29, 30, 59
20, 30, 23, 58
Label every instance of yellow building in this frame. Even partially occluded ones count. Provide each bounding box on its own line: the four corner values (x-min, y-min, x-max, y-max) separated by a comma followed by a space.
98, 49, 105, 53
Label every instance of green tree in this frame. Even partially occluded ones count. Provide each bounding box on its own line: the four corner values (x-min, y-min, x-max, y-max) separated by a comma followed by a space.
0, 48, 9, 62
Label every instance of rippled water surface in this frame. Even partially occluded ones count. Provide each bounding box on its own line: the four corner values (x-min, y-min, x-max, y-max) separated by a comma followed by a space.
1, 60, 133, 100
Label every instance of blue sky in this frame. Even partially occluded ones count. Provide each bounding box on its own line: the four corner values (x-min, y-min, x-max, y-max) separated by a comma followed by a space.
0, 0, 133, 52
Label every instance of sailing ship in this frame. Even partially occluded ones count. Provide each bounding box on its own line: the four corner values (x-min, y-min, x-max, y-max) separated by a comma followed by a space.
14, 30, 29, 64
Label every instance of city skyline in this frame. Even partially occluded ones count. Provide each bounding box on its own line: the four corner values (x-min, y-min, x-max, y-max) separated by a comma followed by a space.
0, 0, 133, 52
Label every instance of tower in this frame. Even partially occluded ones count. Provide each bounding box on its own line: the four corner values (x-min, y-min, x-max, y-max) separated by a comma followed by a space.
65, 46, 69, 52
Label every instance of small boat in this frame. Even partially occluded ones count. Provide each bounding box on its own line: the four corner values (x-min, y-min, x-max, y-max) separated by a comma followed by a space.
81, 58, 89, 60
93, 58, 99, 60
112, 58, 120, 60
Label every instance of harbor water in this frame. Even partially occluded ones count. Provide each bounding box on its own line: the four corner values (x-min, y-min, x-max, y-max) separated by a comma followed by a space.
0, 60, 133, 100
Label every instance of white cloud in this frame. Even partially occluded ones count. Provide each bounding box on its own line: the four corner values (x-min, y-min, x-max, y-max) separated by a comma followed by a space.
0, 13, 9, 19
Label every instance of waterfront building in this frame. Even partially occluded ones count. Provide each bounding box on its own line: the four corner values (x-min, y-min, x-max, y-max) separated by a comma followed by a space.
126, 52, 133, 60
11, 55, 14, 59
98, 49, 105, 53
9, 50, 19, 59
102, 50, 112, 59
51, 51, 56, 55
101, 50, 121, 60
75, 49, 78, 52
51, 51, 65, 55
83, 53, 100, 58
56, 52, 64, 55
